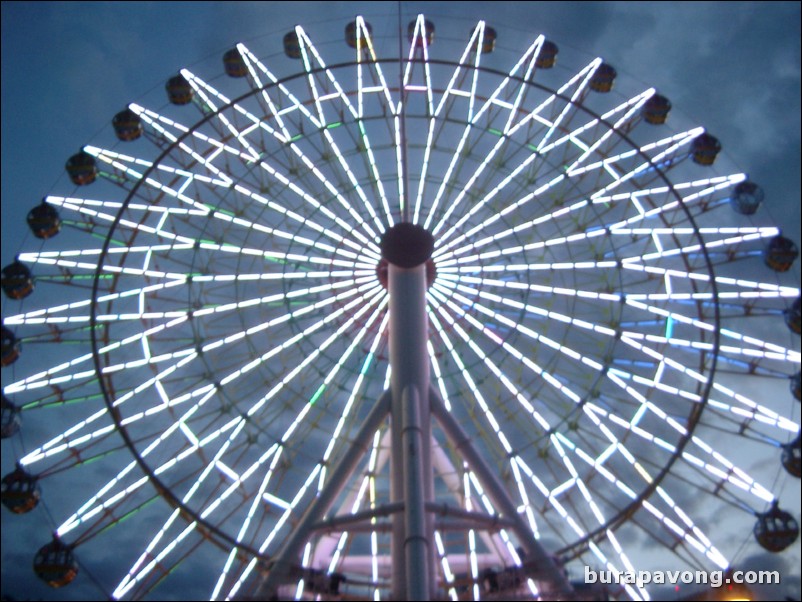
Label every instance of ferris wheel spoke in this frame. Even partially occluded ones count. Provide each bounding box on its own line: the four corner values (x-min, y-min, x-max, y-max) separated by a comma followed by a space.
432, 86, 657, 253
226, 463, 326, 599
436, 274, 799, 450
615, 334, 799, 433
296, 430, 387, 598
86, 145, 233, 211
561, 116, 699, 186
438, 172, 746, 263
578, 408, 759, 569
421, 22, 491, 233
201, 297, 389, 572
235, 41, 344, 156
48, 194, 208, 221
606, 358, 798, 436
57, 163, 373, 264
131, 102, 242, 186
179, 70, 263, 162
427, 307, 515, 458
113, 424, 271, 598
429, 284, 572, 431
94, 126, 379, 258
294, 25, 390, 236
62, 386, 258, 579
3, 279, 369, 329
116, 290, 387, 599
18, 350, 200, 468
429, 284, 642, 539
435, 197, 594, 265
537, 445, 649, 600
555, 434, 732, 574
190, 281, 383, 411
432, 168, 569, 261
309, 472, 376, 593
569, 127, 703, 202
440, 270, 797, 393
427, 296, 637, 584
318, 313, 389, 489
618, 226, 779, 265
428, 309, 584, 596
566, 128, 704, 206
622, 294, 798, 361
406, 16, 437, 226
561, 89, 655, 176
17, 248, 189, 282
443, 224, 781, 280
4, 313, 187, 397
597, 176, 747, 238
510, 450, 647, 600
135, 107, 379, 253
428, 287, 640, 559
112, 508, 199, 599
461, 468, 539, 599
237, 42, 388, 243
19, 280, 380, 474
620, 260, 799, 317
44, 194, 196, 247
600, 369, 778, 504
55, 460, 153, 540
619, 331, 799, 370
185, 71, 389, 245
438, 260, 620, 280
562, 407, 734, 574
211, 443, 287, 600
350, 16, 404, 224
525, 58, 602, 151
221, 285, 385, 460
7, 268, 371, 397
419, 33, 551, 234
436, 274, 619, 338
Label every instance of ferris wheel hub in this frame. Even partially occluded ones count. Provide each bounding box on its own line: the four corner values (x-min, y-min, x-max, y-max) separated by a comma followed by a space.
380, 222, 435, 268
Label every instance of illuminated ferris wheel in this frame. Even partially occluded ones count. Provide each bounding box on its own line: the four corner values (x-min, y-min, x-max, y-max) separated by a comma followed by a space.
2, 14, 800, 601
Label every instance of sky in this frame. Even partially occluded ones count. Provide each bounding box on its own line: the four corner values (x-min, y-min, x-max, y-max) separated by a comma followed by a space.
1, 2, 800, 601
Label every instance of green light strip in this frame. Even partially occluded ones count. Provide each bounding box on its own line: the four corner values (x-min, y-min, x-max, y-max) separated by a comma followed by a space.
309, 384, 327, 406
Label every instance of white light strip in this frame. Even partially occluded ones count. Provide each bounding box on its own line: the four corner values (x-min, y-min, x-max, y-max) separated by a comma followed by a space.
343, 20, 397, 227
235, 42, 383, 248
436, 278, 792, 532
422, 21, 487, 232
425, 33, 556, 236
296, 25, 388, 235
408, 15, 436, 225
123, 288, 387, 598
433, 87, 658, 255
6, 277, 367, 396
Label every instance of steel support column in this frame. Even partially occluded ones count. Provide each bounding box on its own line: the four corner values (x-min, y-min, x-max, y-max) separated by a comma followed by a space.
388, 259, 434, 601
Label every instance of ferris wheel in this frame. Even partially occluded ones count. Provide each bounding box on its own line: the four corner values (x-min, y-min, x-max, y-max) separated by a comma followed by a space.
1, 13, 800, 601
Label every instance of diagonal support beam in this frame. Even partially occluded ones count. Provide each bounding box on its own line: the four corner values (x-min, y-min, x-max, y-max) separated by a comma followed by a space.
430, 385, 576, 600
253, 390, 391, 599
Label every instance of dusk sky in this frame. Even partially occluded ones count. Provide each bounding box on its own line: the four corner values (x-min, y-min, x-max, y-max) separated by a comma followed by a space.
1, 2, 800, 601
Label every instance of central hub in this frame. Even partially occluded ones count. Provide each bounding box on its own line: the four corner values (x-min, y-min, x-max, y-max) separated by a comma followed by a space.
377, 223, 436, 289
380, 223, 435, 268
